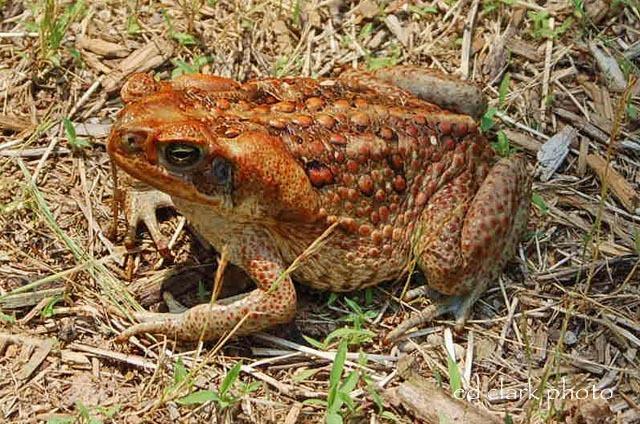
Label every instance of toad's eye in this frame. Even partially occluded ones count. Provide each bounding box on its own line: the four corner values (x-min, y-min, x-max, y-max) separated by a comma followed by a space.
160, 143, 205, 170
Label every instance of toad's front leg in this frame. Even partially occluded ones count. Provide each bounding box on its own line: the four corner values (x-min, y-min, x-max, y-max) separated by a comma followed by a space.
120, 178, 174, 257
117, 231, 297, 342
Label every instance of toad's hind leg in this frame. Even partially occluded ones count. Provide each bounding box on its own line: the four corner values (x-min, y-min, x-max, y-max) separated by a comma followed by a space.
340, 65, 487, 120
386, 156, 530, 342
117, 230, 297, 342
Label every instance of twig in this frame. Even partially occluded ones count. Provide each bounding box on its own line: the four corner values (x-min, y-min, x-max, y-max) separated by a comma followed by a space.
0, 32, 38, 38
67, 77, 103, 119
539, 18, 554, 128
460, 0, 480, 79
253, 333, 386, 378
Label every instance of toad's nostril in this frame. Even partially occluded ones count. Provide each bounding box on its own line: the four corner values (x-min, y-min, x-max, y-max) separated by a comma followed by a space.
120, 131, 146, 153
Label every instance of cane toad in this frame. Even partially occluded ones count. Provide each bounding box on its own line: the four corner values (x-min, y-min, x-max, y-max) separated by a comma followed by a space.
107, 66, 531, 342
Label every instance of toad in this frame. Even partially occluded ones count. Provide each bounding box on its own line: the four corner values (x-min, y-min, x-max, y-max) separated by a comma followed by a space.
107, 66, 531, 342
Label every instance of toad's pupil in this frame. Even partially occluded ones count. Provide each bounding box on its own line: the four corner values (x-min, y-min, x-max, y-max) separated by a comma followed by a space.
165, 144, 201, 167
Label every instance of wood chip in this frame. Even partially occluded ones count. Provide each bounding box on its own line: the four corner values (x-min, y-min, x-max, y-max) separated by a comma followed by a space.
586, 153, 640, 213
585, 0, 612, 24
589, 42, 627, 92
483, 8, 525, 80
61, 349, 91, 367
0, 288, 66, 309
386, 356, 502, 424
102, 38, 174, 93
506, 37, 543, 62
76, 36, 130, 58
559, 195, 635, 245
623, 41, 640, 60
384, 15, 409, 47
460, 0, 479, 79
621, 136, 640, 151
502, 128, 543, 152
69, 342, 157, 370
283, 402, 302, 424
536, 125, 577, 181
81, 50, 112, 74
577, 136, 589, 176
562, 397, 614, 422
580, 79, 614, 119
589, 112, 614, 136
0, 114, 31, 132
539, 17, 554, 128
554, 108, 609, 144
73, 122, 112, 138
531, 325, 548, 362
0, 147, 72, 158
16, 337, 55, 380
353, 0, 379, 19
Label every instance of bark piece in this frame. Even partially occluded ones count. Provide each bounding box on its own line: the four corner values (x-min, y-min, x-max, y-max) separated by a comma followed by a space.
586, 153, 640, 213
0, 288, 66, 309
506, 38, 543, 62
589, 43, 626, 92
536, 125, 577, 181
384, 356, 502, 424
483, 8, 526, 80
384, 15, 409, 47
81, 50, 112, 74
0, 114, 31, 132
585, 0, 616, 24
624, 41, 640, 60
502, 128, 543, 153
555, 108, 609, 144
77, 36, 130, 58
577, 136, 589, 176
580, 80, 613, 119
0, 334, 56, 380
73, 122, 112, 138
560, 397, 614, 423
103, 38, 174, 93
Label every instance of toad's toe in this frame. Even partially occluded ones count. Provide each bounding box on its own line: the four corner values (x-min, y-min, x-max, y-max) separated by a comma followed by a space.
123, 182, 174, 257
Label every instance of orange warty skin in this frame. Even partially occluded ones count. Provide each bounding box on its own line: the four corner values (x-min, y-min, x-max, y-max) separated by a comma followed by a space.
109, 67, 531, 342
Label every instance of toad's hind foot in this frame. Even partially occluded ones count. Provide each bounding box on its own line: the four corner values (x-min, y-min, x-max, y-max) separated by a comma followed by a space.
120, 181, 174, 257
384, 283, 486, 342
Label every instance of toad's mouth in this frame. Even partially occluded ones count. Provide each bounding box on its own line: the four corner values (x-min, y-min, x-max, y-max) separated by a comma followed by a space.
109, 149, 223, 208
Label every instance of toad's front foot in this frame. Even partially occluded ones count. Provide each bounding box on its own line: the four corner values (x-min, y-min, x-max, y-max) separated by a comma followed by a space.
119, 180, 174, 257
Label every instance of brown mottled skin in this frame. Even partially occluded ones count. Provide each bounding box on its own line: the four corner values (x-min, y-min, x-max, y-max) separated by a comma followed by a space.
108, 66, 531, 342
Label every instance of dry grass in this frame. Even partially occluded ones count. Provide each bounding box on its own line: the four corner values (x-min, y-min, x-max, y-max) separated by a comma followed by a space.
1, 0, 639, 423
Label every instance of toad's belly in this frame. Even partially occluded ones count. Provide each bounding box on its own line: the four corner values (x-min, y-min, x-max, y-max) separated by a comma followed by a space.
263, 219, 411, 291
283, 240, 410, 291
174, 197, 410, 292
